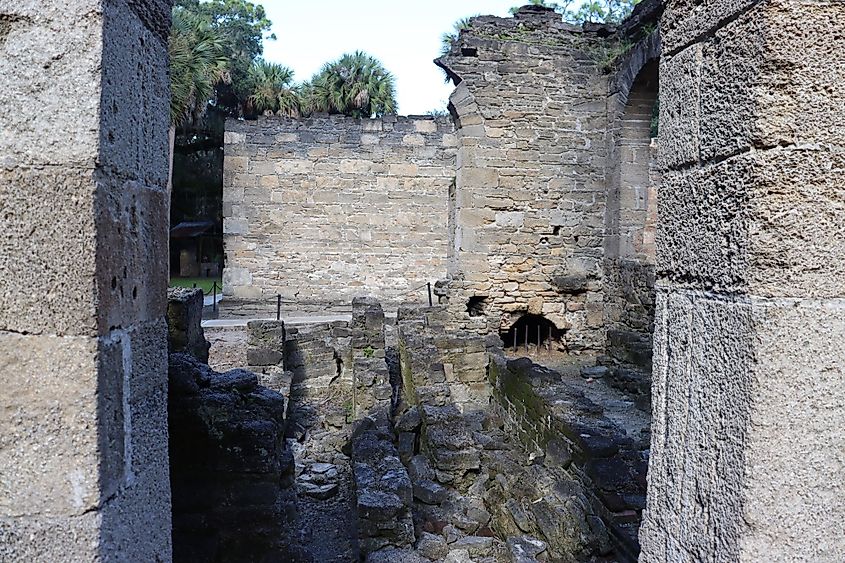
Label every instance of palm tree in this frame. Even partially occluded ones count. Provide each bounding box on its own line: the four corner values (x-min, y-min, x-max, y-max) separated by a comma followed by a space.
168, 7, 230, 188
169, 7, 230, 127
245, 59, 301, 117
304, 51, 397, 118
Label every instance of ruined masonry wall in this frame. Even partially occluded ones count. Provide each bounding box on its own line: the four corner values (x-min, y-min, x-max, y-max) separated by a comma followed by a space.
437, 8, 610, 352
223, 115, 456, 305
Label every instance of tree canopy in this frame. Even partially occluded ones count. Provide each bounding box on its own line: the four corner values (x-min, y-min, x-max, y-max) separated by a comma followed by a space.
245, 59, 301, 117
509, 0, 641, 24
304, 51, 398, 118
169, 6, 230, 127
174, 0, 275, 116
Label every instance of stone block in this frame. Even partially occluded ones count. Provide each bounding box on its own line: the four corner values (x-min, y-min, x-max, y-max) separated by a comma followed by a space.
657, 149, 845, 297
0, 0, 103, 168
415, 120, 438, 133
699, 1, 845, 162
660, 0, 758, 53
0, 333, 101, 516
642, 289, 845, 561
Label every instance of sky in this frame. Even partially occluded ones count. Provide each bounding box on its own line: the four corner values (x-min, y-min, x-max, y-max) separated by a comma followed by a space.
261, 0, 527, 115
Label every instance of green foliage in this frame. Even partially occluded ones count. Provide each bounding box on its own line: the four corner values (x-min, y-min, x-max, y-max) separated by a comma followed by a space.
509, 0, 641, 24
440, 16, 476, 56
588, 38, 634, 71
304, 51, 397, 118
169, 7, 230, 127
245, 59, 301, 116
362, 346, 375, 358
169, 277, 222, 294
175, 0, 275, 115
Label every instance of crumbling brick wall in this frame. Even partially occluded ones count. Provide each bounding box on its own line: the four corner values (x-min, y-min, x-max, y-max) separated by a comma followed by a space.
435, 7, 612, 353
223, 115, 456, 306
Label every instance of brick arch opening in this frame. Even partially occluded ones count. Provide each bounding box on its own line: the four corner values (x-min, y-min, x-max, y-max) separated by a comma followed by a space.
500, 314, 563, 356
604, 46, 660, 403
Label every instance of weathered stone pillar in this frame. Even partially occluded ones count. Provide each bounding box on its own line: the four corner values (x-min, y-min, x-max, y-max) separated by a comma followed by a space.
351, 296, 391, 416
640, 1, 845, 561
0, 0, 172, 559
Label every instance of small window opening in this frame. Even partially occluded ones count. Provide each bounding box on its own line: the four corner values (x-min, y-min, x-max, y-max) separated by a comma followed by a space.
461, 47, 478, 57
466, 296, 487, 317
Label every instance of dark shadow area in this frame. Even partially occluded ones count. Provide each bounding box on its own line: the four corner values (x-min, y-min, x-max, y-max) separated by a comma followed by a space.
500, 314, 562, 355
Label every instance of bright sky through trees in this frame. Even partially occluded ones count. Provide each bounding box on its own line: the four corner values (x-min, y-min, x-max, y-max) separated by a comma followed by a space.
261, 0, 531, 115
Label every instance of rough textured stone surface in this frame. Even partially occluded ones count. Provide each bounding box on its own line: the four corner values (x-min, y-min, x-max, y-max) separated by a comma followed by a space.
641, 1, 845, 561
488, 354, 646, 560
435, 10, 612, 351
352, 297, 391, 415
168, 353, 299, 562
351, 416, 416, 555
167, 287, 210, 362
223, 115, 455, 304
0, 0, 172, 560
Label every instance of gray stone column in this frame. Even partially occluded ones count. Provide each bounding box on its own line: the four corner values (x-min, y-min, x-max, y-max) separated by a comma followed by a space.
640, 1, 845, 561
0, 0, 172, 560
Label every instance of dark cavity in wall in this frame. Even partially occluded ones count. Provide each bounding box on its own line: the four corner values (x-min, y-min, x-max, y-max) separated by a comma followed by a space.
501, 314, 562, 356
466, 296, 487, 317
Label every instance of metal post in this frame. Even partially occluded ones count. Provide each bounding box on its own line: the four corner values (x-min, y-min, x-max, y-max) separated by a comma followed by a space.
537, 324, 541, 355
427, 282, 433, 307
524, 323, 528, 353
513, 327, 517, 353
192, 282, 197, 289
276, 294, 281, 321
212, 281, 217, 313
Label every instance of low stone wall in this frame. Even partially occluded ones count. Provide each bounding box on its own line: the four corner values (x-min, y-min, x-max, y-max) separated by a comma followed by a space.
168, 354, 299, 561
351, 297, 391, 415
223, 115, 456, 306
166, 289, 302, 562
351, 416, 415, 556
488, 355, 648, 560
167, 287, 211, 363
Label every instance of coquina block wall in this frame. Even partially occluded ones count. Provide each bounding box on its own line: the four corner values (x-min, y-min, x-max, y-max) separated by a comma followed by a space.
0, 0, 173, 559
640, 0, 845, 560
223, 115, 456, 305
436, 6, 613, 353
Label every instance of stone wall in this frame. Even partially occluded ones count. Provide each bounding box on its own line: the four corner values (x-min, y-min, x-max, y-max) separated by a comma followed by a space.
488, 355, 648, 560
435, 6, 612, 353
168, 354, 298, 562
602, 26, 661, 397
223, 115, 456, 306
166, 292, 300, 562
0, 0, 172, 559
640, 1, 845, 561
